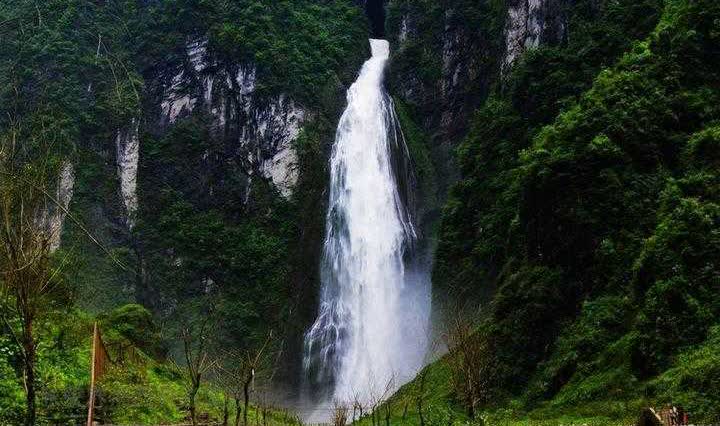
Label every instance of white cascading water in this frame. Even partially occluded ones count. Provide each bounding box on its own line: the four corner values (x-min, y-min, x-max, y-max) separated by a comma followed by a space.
303, 39, 430, 409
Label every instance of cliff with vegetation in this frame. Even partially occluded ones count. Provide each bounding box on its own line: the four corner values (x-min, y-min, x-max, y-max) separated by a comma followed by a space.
1, 0, 718, 424
0, 0, 368, 422
384, 0, 720, 423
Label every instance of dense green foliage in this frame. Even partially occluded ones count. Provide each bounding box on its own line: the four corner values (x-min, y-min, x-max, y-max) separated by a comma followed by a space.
0, 0, 368, 422
0, 304, 292, 424
3, 0, 719, 422
207, 0, 368, 101
356, 353, 643, 426
386, 0, 506, 112
1, 0, 367, 334
432, 0, 720, 420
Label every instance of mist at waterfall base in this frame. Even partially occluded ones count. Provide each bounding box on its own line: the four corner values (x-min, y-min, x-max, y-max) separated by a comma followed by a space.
300, 39, 431, 420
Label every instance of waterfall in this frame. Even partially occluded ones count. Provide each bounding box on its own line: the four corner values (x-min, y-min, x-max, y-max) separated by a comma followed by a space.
303, 39, 430, 408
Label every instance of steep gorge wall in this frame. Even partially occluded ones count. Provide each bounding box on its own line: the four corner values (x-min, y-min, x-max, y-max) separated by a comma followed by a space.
502, 0, 568, 75
392, 0, 720, 413
36, 2, 371, 363
383, 0, 570, 266
387, 0, 568, 145
151, 38, 306, 198
62, 37, 316, 310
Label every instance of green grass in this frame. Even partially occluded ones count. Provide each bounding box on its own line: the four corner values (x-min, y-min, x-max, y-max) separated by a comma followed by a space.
649, 326, 720, 422
1, 306, 294, 425
352, 356, 467, 426
349, 323, 720, 426
349, 354, 641, 426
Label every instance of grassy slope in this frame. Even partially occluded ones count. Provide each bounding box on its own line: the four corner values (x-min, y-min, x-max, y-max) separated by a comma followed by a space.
0, 306, 297, 425
363, 328, 720, 426
353, 355, 639, 426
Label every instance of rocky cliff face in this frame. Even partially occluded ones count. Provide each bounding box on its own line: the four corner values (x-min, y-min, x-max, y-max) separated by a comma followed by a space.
385, 0, 570, 203
116, 119, 140, 230
47, 162, 75, 251
153, 38, 306, 200
387, 0, 568, 145
55, 37, 309, 241
501, 0, 568, 75
382, 0, 573, 304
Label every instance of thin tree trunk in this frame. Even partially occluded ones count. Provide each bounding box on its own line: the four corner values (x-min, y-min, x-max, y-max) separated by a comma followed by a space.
244, 379, 250, 426
222, 393, 229, 426
22, 319, 36, 426
467, 375, 475, 419
235, 398, 242, 426
189, 381, 200, 426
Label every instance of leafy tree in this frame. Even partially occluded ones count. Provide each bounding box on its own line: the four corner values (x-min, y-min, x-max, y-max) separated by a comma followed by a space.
0, 123, 64, 426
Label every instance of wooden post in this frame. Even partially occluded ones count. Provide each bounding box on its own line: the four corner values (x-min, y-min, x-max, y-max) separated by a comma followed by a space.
86, 322, 99, 426
87, 322, 110, 426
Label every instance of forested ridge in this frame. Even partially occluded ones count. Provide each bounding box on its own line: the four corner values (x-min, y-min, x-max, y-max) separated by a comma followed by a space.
1, 0, 719, 424
388, 0, 720, 423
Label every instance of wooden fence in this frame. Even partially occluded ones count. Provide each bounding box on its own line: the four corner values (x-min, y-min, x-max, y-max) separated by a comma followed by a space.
87, 322, 111, 426
637, 406, 689, 426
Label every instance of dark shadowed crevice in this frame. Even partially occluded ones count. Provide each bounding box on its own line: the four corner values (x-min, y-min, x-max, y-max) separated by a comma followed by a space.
365, 0, 386, 38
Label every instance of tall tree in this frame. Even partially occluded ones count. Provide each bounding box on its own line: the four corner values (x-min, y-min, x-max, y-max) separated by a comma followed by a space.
173, 299, 219, 426
0, 121, 63, 426
216, 331, 276, 426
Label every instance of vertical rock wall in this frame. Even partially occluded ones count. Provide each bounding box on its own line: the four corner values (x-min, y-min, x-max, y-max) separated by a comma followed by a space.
502, 0, 568, 76
155, 38, 305, 199
48, 162, 75, 251
388, 0, 569, 144
116, 119, 140, 230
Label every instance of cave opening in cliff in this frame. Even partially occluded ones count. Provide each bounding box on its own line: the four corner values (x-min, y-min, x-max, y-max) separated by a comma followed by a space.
365, 0, 386, 38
